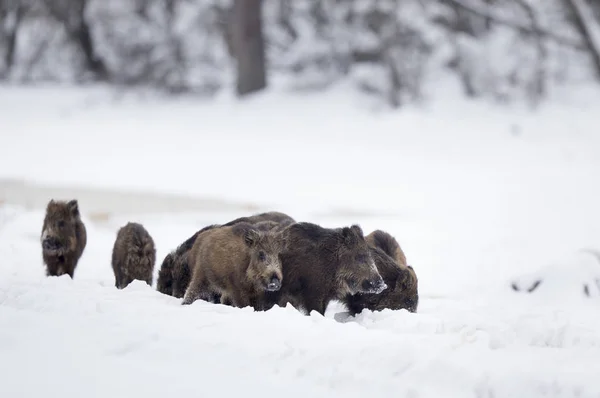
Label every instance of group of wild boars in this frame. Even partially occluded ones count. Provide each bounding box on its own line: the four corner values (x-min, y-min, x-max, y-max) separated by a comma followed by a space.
40, 198, 157, 289
41, 199, 88, 278
157, 210, 419, 316
39, 199, 418, 315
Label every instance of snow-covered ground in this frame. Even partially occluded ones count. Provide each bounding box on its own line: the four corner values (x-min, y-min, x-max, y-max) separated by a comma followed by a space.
1, 82, 600, 397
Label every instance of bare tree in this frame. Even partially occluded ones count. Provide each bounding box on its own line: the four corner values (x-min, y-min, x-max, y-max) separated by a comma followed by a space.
515, 0, 548, 105
231, 0, 267, 96
0, 0, 27, 78
43, 0, 108, 81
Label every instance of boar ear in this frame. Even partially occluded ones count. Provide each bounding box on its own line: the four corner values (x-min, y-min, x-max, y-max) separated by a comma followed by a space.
342, 224, 362, 245
67, 199, 79, 217
341, 227, 352, 244
244, 228, 260, 248
350, 224, 363, 237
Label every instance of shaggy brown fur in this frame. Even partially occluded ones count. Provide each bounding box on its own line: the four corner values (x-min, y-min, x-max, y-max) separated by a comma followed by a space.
342, 230, 419, 315
156, 252, 175, 295
262, 222, 387, 315
182, 222, 286, 309
155, 224, 219, 297
41, 199, 87, 278
365, 230, 408, 267
221, 211, 295, 228
111, 222, 156, 289
253, 220, 294, 232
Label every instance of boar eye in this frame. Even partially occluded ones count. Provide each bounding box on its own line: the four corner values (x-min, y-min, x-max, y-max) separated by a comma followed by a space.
57, 220, 66, 228
258, 251, 266, 261
355, 254, 366, 263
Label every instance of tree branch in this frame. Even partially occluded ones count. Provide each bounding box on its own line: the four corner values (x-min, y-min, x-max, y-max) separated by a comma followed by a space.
563, 0, 600, 80
443, 0, 585, 50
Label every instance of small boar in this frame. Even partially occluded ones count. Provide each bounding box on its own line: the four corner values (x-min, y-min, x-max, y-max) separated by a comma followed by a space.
111, 222, 156, 289
156, 224, 219, 297
342, 247, 419, 315
182, 222, 286, 309
41, 199, 87, 278
156, 251, 175, 296
342, 230, 418, 315
368, 230, 418, 311
263, 222, 387, 316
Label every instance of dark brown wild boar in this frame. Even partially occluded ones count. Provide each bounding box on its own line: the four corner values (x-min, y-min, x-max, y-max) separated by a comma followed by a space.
342, 230, 419, 315
111, 222, 156, 289
263, 222, 387, 316
41, 199, 87, 278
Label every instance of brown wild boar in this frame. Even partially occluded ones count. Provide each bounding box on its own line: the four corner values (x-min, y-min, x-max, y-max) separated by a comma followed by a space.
111, 222, 156, 289
361, 229, 419, 313
41, 199, 87, 278
182, 222, 286, 309
262, 222, 387, 315
157, 213, 293, 298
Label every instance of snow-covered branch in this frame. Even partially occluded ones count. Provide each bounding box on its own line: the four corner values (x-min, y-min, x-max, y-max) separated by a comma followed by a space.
1, 0, 599, 107
444, 0, 585, 50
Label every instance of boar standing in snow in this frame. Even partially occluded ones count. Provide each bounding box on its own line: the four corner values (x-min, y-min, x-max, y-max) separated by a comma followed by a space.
342, 229, 419, 315
41, 199, 87, 278
156, 224, 220, 298
182, 222, 286, 310
262, 223, 387, 316
157, 211, 294, 298
111, 222, 156, 289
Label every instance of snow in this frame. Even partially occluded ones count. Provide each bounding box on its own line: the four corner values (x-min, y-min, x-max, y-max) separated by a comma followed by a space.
1, 81, 600, 397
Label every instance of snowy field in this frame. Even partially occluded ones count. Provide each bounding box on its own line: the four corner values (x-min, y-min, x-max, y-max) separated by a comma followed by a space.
1, 82, 600, 397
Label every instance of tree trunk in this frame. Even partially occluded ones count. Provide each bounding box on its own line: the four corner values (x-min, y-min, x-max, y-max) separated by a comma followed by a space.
564, 0, 600, 81
71, 0, 108, 81
72, 19, 108, 81
231, 0, 267, 96
44, 0, 108, 81
1, 1, 25, 78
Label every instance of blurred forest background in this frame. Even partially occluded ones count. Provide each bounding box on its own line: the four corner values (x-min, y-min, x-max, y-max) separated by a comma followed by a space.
1, 0, 599, 108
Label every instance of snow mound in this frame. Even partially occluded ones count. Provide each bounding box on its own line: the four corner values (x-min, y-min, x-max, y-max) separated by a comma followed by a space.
510, 250, 600, 299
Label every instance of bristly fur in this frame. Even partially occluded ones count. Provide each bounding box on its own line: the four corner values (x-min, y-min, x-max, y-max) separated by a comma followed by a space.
156, 224, 220, 297
221, 211, 295, 229
111, 222, 156, 289
182, 222, 287, 309
343, 229, 418, 315
262, 222, 386, 316
40, 199, 87, 278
